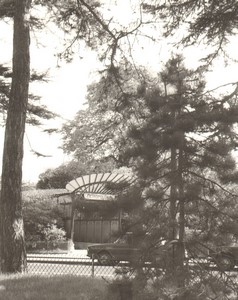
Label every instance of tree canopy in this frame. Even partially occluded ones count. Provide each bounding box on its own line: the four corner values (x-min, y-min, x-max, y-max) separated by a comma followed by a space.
143, 0, 238, 62
32, 1, 238, 298
1, 0, 238, 297
61, 54, 238, 298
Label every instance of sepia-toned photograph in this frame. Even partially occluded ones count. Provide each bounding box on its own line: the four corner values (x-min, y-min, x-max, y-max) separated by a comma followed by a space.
0, 1, 238, 299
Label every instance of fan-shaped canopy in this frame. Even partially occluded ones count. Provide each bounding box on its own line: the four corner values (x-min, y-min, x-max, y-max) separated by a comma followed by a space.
66, 172, 135, 201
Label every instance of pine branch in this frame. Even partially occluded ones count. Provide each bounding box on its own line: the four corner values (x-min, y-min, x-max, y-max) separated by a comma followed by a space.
25, 133, 52, 158
188, 170, 238, 198
77, 0, 116, 40
197, 195, 238, 222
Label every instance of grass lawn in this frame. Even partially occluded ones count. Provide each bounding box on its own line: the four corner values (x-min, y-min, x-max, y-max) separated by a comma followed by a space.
0, 274, 108, 300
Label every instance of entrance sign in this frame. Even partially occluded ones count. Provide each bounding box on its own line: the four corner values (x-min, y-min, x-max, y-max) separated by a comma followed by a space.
83, 193, 116, 201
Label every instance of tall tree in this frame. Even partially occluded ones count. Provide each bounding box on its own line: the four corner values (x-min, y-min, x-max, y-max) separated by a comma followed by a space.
62, 56, 238, 297
124, 57, 238, 297
0, 0, 146, 273
0, 0, 32, 273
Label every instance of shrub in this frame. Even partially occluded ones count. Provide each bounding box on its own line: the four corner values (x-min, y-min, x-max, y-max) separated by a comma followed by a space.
40, 224, 66, 242
22, 189, 66, 242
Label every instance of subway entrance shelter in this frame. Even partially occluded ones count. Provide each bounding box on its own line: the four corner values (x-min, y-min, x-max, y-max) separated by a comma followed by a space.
63, 172, 135, 246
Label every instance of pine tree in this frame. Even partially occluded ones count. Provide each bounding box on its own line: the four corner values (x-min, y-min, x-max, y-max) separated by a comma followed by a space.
0, 0, 31, 273
123, 56, 238, 296
62, 55, 238, 297
0, 0, 145, 273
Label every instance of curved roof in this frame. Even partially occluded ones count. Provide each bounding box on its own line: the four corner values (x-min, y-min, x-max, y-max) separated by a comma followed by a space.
66, 172, 135, 195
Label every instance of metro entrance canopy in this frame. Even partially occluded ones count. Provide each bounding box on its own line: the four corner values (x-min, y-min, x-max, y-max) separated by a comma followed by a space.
66, 172, 135, 201
65, 172, 136, 243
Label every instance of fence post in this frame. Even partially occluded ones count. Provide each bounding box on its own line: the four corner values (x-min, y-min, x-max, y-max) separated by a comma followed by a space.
92, 254, 95, 278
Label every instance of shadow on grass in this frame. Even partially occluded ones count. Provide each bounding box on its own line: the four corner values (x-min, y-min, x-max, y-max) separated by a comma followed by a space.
0, 274, 107, 300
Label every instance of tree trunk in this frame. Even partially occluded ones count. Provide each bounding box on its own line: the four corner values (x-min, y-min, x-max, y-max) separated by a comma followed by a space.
169, 145, 177, 241
176, 134, 186, 289
0, 0, 31, 273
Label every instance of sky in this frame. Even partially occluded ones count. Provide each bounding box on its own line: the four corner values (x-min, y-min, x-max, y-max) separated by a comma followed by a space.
0, 2, 148, 184
0, 3, 238, 184
0, 19, 100, 183
22, 52, 100, 183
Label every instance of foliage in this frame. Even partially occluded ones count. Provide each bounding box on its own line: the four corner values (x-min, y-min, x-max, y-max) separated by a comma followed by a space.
61, 61, 146, 164
1, 0, 238, 297
0, 64, 57, 126
62, 55, 238, 297
0, 0, 14, 18
34, 0, 238, 297
36, 161, 85, 189
128, 57, 238, 297
142, 0, 238, 62
27, 0, 150, 69
40, 224, 66, 242
22, 189, 66, 242
36, 159, 117, 189
120, 55, 238, 238
62, 54, 238, 239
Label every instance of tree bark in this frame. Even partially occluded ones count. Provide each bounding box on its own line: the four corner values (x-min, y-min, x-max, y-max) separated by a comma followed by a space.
0, 0, 31, 273
176, 134, 186, 289
169, 145, 177, 241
